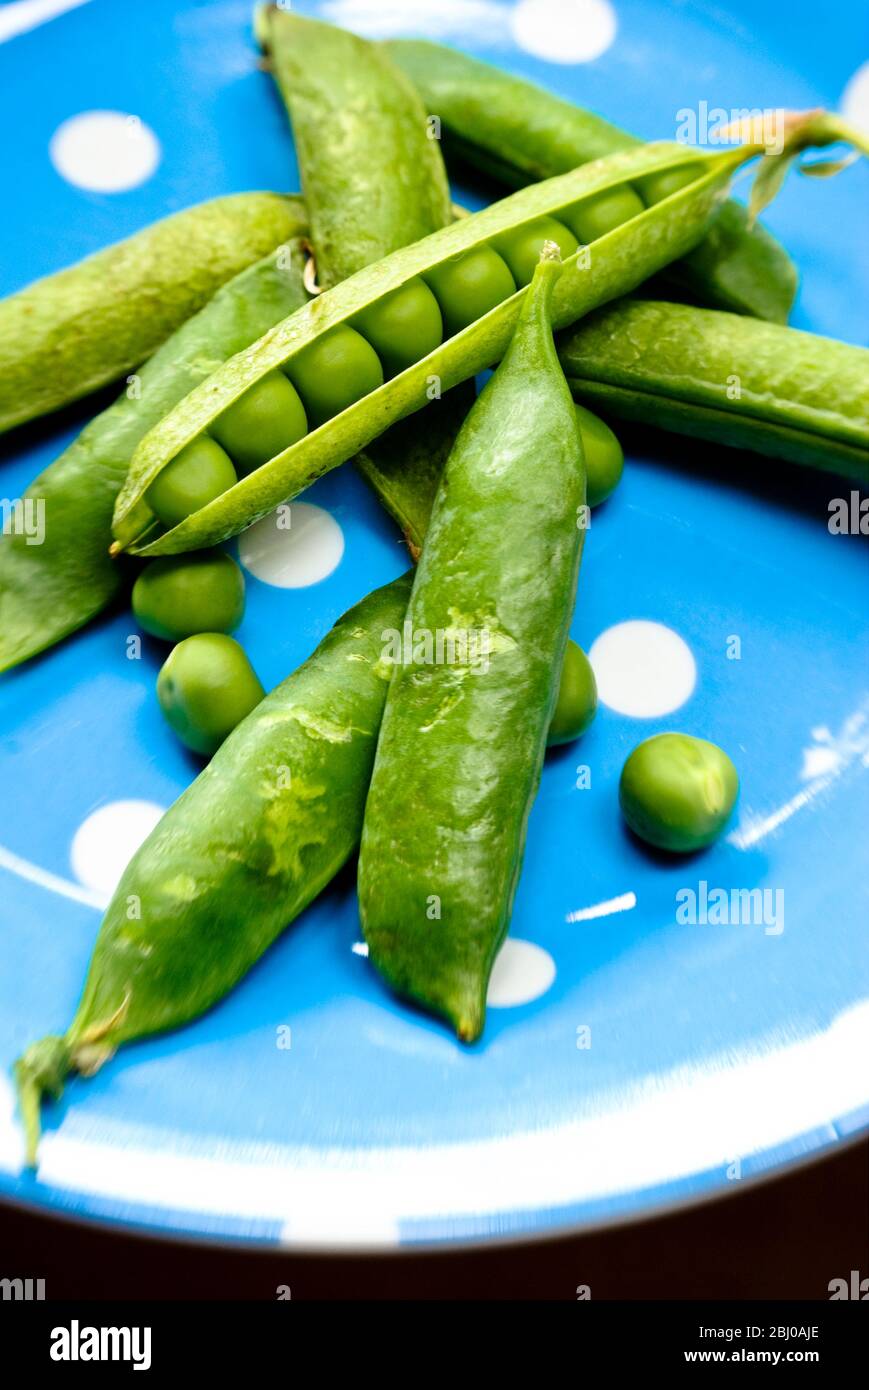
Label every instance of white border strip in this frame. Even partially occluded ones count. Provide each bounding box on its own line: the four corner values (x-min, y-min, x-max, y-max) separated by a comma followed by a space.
0, 0, 92, 44
3, 1000, 865, 1247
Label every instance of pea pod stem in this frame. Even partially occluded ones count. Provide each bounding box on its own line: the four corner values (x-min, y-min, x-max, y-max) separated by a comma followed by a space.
744, 110, 869, 222
257, 7, 452, 289
16, 1037, 71, 1168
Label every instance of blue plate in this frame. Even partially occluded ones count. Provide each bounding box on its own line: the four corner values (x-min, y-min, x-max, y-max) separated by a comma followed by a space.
1, 0, 867, 1248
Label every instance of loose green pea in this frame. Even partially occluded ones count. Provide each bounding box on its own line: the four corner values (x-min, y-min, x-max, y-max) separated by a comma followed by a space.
619, 733, 739, 852
132, 551, 245, 642
145, 436, 237, 530
157, 633, 265, 756
495, 217, 579, 287
352, 276, 443, 377
548, 640, 597, 746
287, 323, 384, 427
562, 185, 645, 243
636, 163, 703, 206
211, 370, 307, 475
574, 403, 624, 507
424, 245, 517, 336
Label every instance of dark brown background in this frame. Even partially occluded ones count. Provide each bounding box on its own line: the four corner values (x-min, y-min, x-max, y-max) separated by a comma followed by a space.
1, 1138, 865, 1300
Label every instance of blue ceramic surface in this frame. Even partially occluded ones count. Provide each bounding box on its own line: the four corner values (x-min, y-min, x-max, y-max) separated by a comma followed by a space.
0, 0, 867, 1247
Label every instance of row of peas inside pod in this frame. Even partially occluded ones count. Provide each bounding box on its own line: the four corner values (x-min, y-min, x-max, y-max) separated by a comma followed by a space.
142, 170, 698, 531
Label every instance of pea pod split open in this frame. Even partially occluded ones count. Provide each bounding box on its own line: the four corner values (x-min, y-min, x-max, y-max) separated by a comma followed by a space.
558, 299, 869, 482
112, 139, 750, 556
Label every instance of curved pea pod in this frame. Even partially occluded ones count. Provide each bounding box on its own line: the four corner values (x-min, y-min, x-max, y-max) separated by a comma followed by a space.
0, 192, 302, 436
358, 250, 586, 1042
258, 6, 470, 553
385, 38, 797, 324
258, 7, 452, 288
15, 572, 413, 1165
113, 139, 748, 556
0, 234, 309, 673
558, 299, 869, 482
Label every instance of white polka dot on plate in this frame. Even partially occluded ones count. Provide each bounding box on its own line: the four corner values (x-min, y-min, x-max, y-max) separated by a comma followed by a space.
238, 502, 345, 588
511, 0, 617, 64
589, 620, 696, 717
70, 800, 165, 899
50, 111, 161, 192
487, 939, 556, 1008
842, 62, 869, 135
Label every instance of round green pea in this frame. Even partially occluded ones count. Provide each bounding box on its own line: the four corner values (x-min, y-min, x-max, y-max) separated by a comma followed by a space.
157, 633, 265, 757
353, 276, 443, 377
548, 640, 598, 746
211, 370, 307, 476
424, 245, 517, 336
562, 185, 645, 243
287, 324, 384, 427
145, 435, 237, 530
636, 163, 703, 206
619, 733, 739, 852
132, 551, 245, 642
495, 217, 579, 287
575, 403, 624, 507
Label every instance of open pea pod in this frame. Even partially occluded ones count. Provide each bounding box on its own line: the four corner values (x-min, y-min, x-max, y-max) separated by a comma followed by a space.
360, 250, 586, 1042
112, 140, 745, 556
258, 7, 452, 288
559, 299, 869, 482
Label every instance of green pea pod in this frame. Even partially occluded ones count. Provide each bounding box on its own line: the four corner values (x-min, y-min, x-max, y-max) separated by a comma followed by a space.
359, 249, 585, 1042
16, 571, 413, 1166
385, 38, 797, 324
558, 299, 869, 482
113, 138, 749, 556
0, 233, 309, 673
0, 193, 301, 436
258, 8, 452, 288
258, 6, 470, 552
